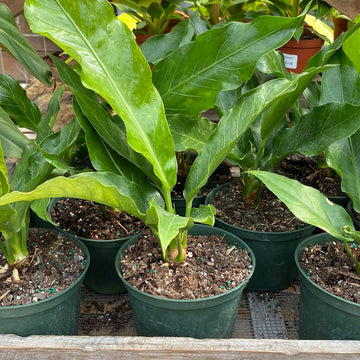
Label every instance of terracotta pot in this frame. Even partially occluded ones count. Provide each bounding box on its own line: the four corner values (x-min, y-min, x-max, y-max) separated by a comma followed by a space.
278, 33, 324, 74
333, 17, 349, 40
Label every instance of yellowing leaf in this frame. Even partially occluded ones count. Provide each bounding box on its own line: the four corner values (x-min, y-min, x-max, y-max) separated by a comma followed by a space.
117, 13, 139, 31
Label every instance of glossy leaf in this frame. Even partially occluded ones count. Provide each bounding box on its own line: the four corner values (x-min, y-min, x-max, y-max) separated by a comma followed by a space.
0, 107, 30, 158
153, 15, 303, 116
326, 131, 360, 213
0, 172, 158, 220
168, 114, 216, 152
184, 77, 298, 202
273, 102, 360, 159
25, 0, 177, 194
0, 4, 52, 86
250, 170, 353, 241
0, 74, 41, 131
49, 53, 161, 188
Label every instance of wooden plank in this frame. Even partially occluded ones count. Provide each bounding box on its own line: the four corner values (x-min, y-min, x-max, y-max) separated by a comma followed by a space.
0, 336, 360, 360
323, 0, 360, 20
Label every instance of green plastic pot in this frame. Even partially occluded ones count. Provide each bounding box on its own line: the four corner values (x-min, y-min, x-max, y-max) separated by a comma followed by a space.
295, 233, 360, 340
0, 227, 90, 336
206, 183, 314, 292
115, 224, 255, 339
49, 198, 136, 295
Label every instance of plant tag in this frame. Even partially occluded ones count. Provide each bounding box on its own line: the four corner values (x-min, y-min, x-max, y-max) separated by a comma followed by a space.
282, 53, 298, 69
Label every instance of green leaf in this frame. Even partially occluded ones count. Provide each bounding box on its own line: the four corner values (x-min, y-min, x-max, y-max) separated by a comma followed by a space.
140, 21, 195, 64
343, 27, 360, 74
25, 0, 177, 193
0, 74, 42, 131
189, 204, 216, 226
250, 170, 354, 240
146, 198, 194, 257
0, 140, 9, 196
0, 107, 30, 158
168, 114, 216, 152
153, 15, 303, 116
0, 172, 159, 220
326, 131, 360, 213
183, 77, 299, 202
0, 4, 51, 86
273, 102, 360, 159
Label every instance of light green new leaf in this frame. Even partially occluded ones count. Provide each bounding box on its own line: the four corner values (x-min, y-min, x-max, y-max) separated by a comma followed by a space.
250, 170, 354, 241
0, 107, 30, 158
146, 199, 194, 257
168, 114, 217, 152
153, 15, 303, 116
0, 140, 9, 196
343, 26, 360, 74
25, 0, 177, 193
0, 4, 52, 86
326, 131, 360, 213
189, 204, 216, 226
0, 74, 42, 131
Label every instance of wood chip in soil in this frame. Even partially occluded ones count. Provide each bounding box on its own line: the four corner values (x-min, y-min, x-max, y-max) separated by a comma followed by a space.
0, 229, 86, 307
300, 241, 360, 304
120, 233, 253, 300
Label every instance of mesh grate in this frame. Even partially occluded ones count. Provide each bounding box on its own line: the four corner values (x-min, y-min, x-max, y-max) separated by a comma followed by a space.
78, 286, 300, 338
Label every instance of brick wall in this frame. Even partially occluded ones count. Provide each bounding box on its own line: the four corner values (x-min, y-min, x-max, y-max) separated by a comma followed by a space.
0, 14, 61, 83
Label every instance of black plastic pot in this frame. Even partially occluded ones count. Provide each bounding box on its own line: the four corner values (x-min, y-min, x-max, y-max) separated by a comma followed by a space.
49, 198, 136, 295
115, 224, 255, 339
206, 183, 314, 292
295, 233, 360, 340
0, 228, 90, 336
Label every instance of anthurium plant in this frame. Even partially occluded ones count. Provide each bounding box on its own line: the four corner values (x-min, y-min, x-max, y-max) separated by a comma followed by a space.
0, 0, 352, 265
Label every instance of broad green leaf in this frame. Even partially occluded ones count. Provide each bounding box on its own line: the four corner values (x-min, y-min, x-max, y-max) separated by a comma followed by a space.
0, 172, 159, 220
343, 27, 360, 74
10, 141, 54, 192
0, 74, 41, 131
189, 204, 216, 226
73, 99, 150, 184
145, 198, 194, 257
25, 0, 177, 193
38, 118, 82, 170
184, 77, 297, 202
0, 107, 30, 158
50, 54, 160, 187
326, 131, 360, 213
250, 170, 354, 241
168, 114, 216, 152
273, 102, 360, 159
153, 15, 303, 116
320, 50, 360, 106
140, 21, 195, 64
256, 50, 289, 79
0, 4, 51, 86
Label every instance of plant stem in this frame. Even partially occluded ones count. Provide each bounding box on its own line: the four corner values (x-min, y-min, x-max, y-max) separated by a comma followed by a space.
291, 0, 299, 17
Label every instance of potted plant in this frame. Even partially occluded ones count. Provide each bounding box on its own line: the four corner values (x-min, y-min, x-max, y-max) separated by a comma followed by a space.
0, 4, 93, 336
262, 0, 333, 72
204, 25, 360, 291
0, 0, 318, 338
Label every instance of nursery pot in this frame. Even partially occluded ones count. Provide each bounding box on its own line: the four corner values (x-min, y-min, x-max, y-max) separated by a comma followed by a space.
49, 198, 136, 295
278, 35, 324, 73
206, 183, 314, 292
0, 228, 90, 336
115, 224, 255, 339
347, 200, 360, 230
295, 233, 360, 340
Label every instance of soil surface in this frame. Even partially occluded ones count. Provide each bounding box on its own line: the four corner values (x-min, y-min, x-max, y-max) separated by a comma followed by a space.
50, 198, 148, 239
299, 241, 360, 304
210, 181, 306, 232
120, 233, 253, 299
275, 154, 345, 197
0, 229, 87, 307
